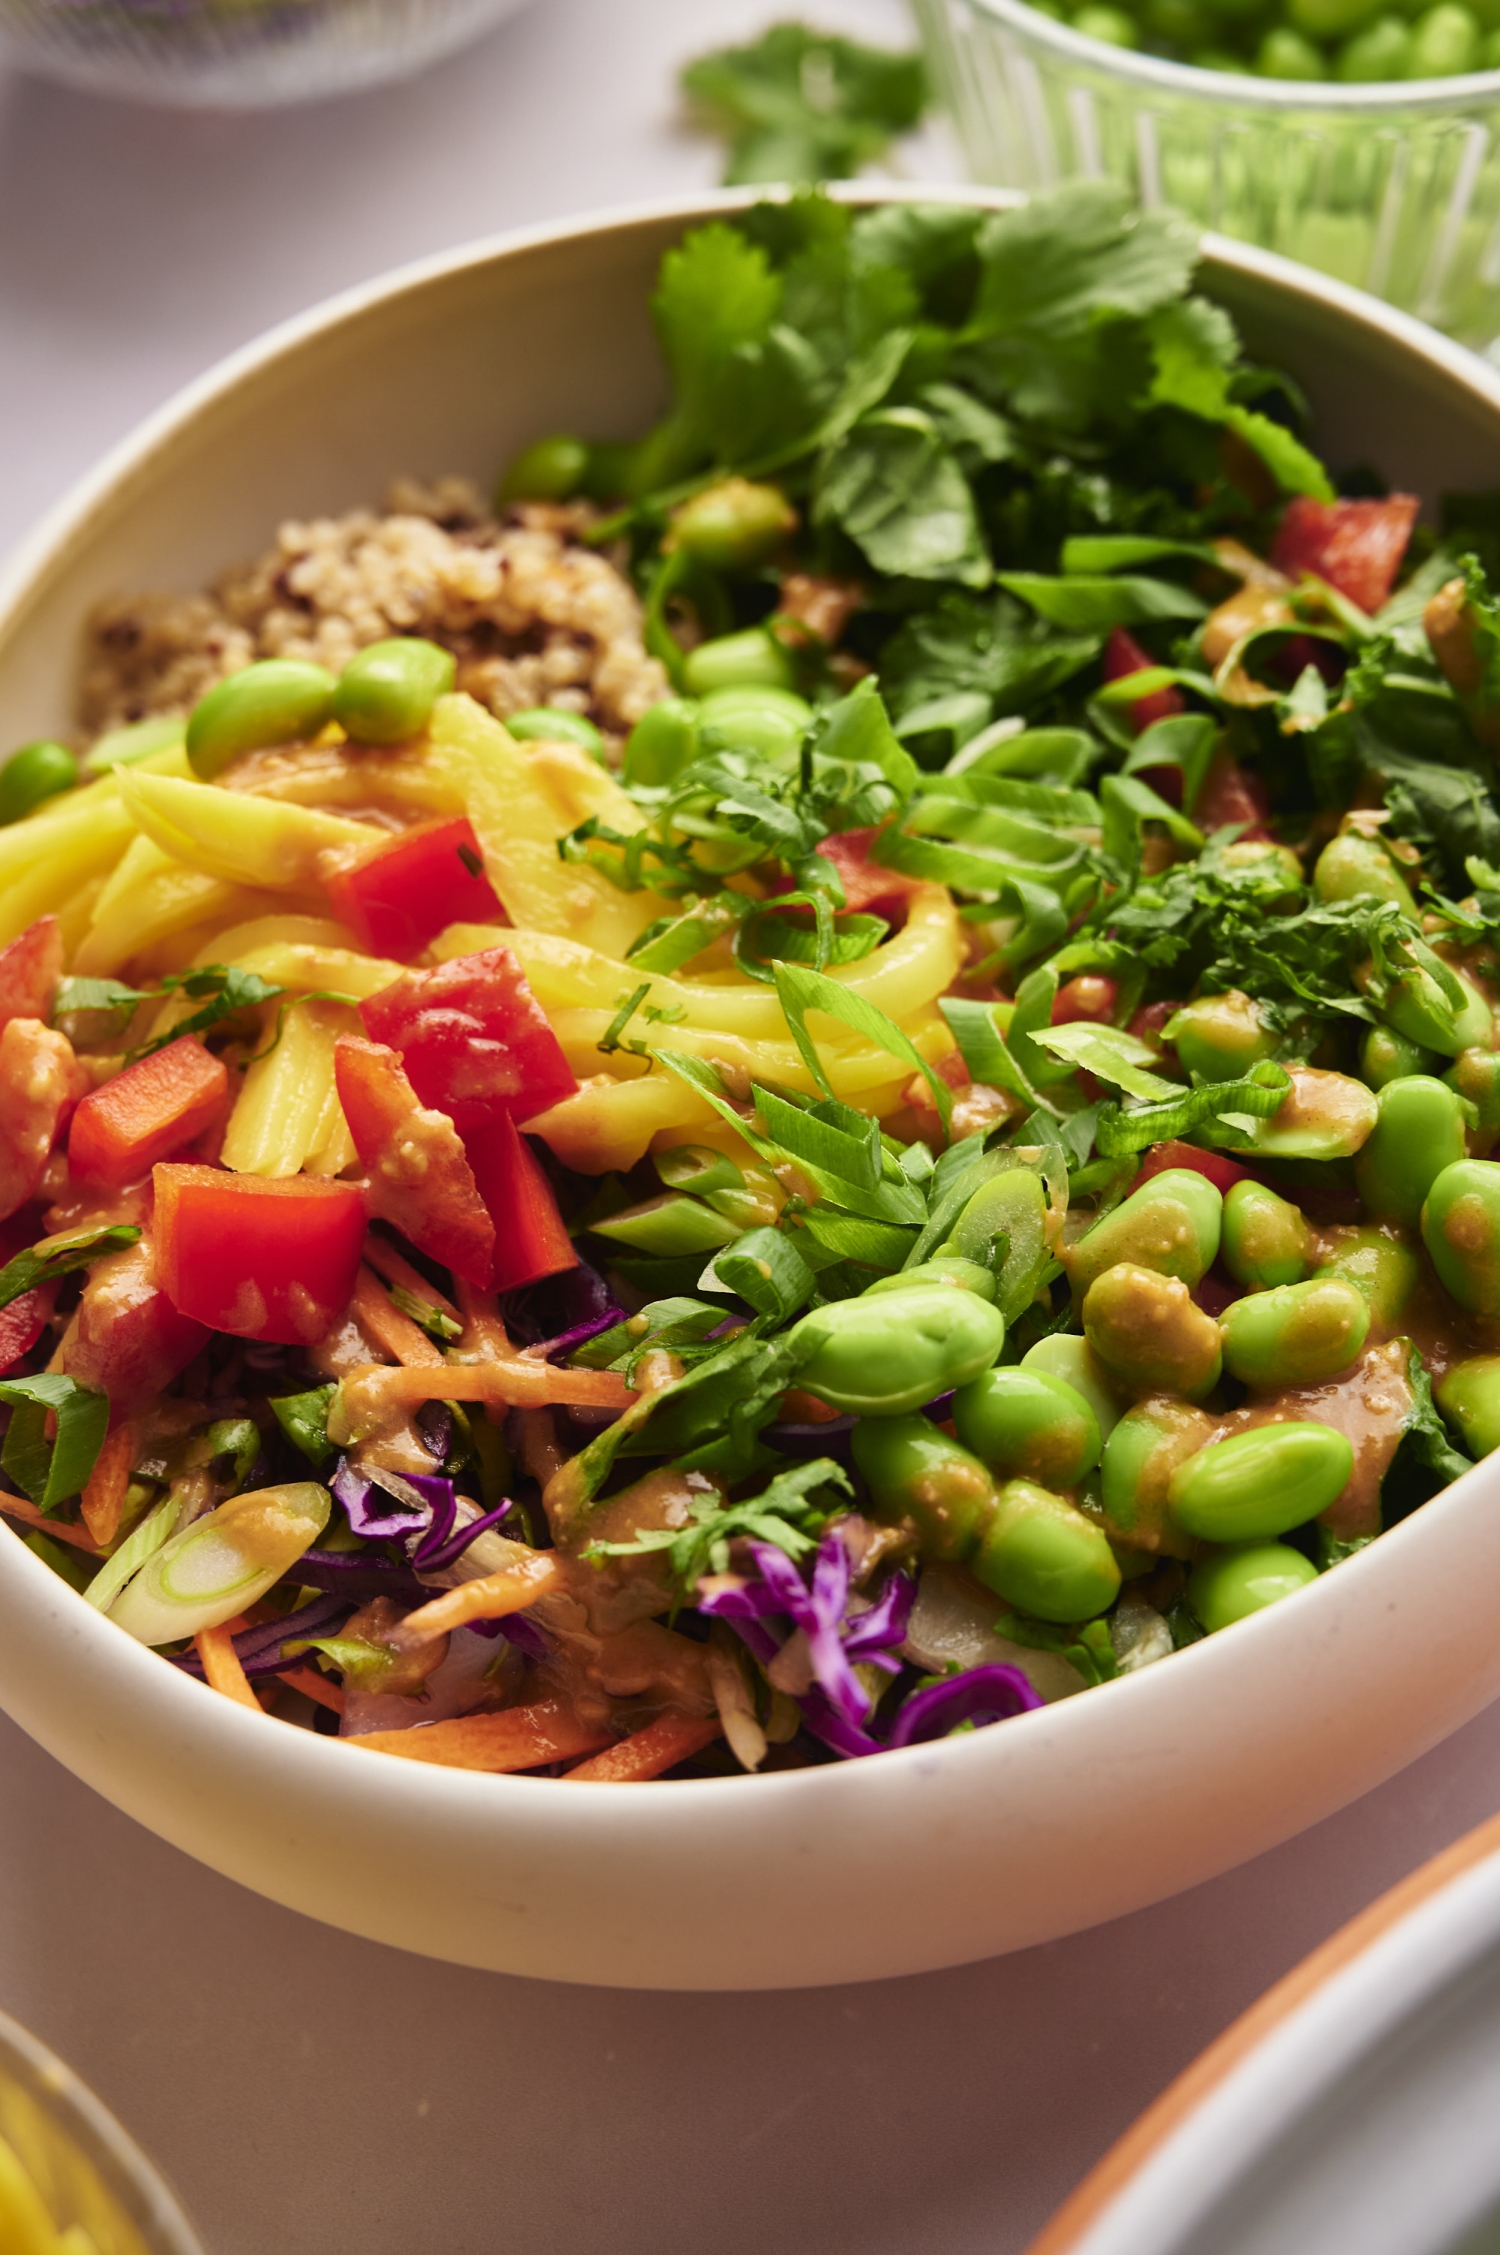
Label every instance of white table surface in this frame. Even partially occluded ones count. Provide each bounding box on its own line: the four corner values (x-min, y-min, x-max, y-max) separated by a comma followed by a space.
2, 6, 1499, 2251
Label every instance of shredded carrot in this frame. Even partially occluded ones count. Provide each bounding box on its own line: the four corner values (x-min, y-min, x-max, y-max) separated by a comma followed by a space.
351, 1697, 610, 1772
361, 1234, 462, 1326
279, 1662, 345, 1715
194, 1622, 261, 1711
563, 1711, 724, 1782
0, 1498, 102, 1555
349, 1265, 445, 1367
393, 1551, 562, 1644
338, 1356, 630, 1424
79, 1417, 141, 1548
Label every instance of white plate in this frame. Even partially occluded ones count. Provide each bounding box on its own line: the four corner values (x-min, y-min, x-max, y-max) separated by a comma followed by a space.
2, 190, 1500, 1991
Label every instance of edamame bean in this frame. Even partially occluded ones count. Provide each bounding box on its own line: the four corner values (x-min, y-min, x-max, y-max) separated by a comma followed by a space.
1166, 990, 1277, 1082
1187, 1542, 1319, 1634
505, 708, 606, 760
1257, 23, 1326, 70
1100, 1398, 1212, 1555
670, 479, 798, 571
1022, 1334, 1124, 1442
1221, 1179, 1313, 1290
1314, 1226, 1420, 1331
789, 1285, 1005, 1416
1312, 828, 1417, 912
1063, 1167, 1223, 1293
697, 685, 813, 762
1436, 1356, 1500, 1457
1253, 1067, 1378, 1158
1361, 1024, 1437, 1089
185, 659, 338, 779
1406, 0, 1479, 72
1220, 1275, 1370, 1387
1083, 1264, 1224, 1398
952, 1367, 1102, 1487
973, 1478, 1122, 1621
681, 629, 795, 697
623, 697, 701, 788
1446, 1048, 1500, 1156
499, 433, 589, 503
1375, 959, 1492, 1057
332, 638, 456, 747
1169, 1422, 1354, 1540
1354, 1074, 1469, 1225
0, 740, 77, 824
1422, 1159, 1500, 1313
1074, 4, 1140, 40
949, 1166, 1052, 1321
1288, 0, 1379, 36
866, 1258, 997, 1300
851, 1415, 998, 1559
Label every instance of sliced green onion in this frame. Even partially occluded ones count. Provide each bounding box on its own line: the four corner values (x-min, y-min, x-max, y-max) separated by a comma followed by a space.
105, 1482, 331, 1648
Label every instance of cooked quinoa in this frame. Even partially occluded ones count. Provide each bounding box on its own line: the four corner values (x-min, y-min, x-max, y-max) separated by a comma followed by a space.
78, 477, 669, 755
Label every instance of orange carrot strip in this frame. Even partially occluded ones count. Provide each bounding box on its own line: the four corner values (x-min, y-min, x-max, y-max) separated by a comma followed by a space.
351, 1697, 610, 1772
279, 1662, 345, 1715
338, 1356, 630, 1424
360, 1234, 462, 1326
79, 1417, 141, 1548
563, 1711, 724, 1783
0, 1499, 102, 1555
393, 1552, 562, 1644
195, 1623, 261, 1711
349, 1265, 445, 1368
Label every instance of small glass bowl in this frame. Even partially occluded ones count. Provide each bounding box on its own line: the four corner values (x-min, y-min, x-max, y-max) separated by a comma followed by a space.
0, 0, 530, 107
0, 2008, 203, 2255
914, 0, 1500, 351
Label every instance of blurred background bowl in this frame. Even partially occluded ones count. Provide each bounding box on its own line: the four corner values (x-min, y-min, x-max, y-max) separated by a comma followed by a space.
914, 0, 1500, 351
0, 2008, 202, 2255
0, 0, 530, 108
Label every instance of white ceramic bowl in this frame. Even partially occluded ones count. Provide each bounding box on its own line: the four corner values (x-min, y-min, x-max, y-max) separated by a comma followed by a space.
3, 190, 1500, 1993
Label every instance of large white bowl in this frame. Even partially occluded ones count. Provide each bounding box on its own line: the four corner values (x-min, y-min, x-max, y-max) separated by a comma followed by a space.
3, 191, 1500, 1993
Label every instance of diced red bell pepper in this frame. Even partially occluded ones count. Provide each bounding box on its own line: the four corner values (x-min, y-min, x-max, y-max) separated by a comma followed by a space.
69, 1036, 229, 1188
0, 917, 63, 1029
360, 948, 577, 1128
56, 1237, 209, 1411
1194, 750, 1274, 842
1269, 495, 1419, 614
323, 816, 505, 959
153, 1165, 367, 1344
1134, 1139, 1255, 1195
0, 1020, 84, 1223
814, 829, 924, 917
1052, 975, 1117, 1026
0, 1278, 59, 1375
334, 1036, 496, 1288
1103, 628, 1185, 736
461, 1113, 578, 1292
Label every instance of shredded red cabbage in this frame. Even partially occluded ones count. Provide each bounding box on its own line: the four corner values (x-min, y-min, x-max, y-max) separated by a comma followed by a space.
331, 1459, 428, 1540
529, 1307, 627, 1361
171, 1591, 355, 1680
700, 1536, 916, 1729
888, 1664, 1042, 1746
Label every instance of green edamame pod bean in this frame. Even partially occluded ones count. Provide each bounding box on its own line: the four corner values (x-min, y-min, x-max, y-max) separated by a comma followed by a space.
952, 1367, 1102, 1488
1376, 960, 1493, 1058
669, 479, 798, 571
1221, 1179, 1312, 1290
1022, 1334, 1124, 1442
1354, 1074, 1469, 1226
1220, 1275, 1370, 1388
332, 638, 456, 747
974, 1478, 1122, 1620
1257, 24, 1326, 71
1063, 1167, 1223, 1294
1406, 0, 1479, 72
1083, 1264, 1223, 1399
0, 740, 78, 824
1288, 0, 1380, 37
1165, 990, 1277, 1083
1446, 1048, 1500, 1156
681, 629, 795, 698
1312, 829, 1417, 912
1422, 1159, 1500, 1314
789, 1285, 1005, 1417
499, 433, 589, 503
1361, 1024, 1438, 1089
1314, 1226, 1420, 1332
697, 686, 813, 762
185, 659, 338, 779
623, 698, 701, 788
1100, 1398, 1212, 1555
866, 1258, 997, 1301
1338, 13, 1412, 71
851, 1415, 998, 1559
505, 708, 606, 760
949, 1167, 1052, 1322
1187, 1542, 1319, 1633
1168, 1422, 1355, 1540
1436, 1356, 1500, 1457
1252, 1068, 1378, 1159
1074, 5, 1140, 42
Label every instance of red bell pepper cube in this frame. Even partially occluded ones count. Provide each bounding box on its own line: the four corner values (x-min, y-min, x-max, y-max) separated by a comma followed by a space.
0, 916, 63, 1028
153, 1165, 367, 1344
1270, 495, 1419, 614
323, 816, 504, 958
0, 1278, 59, 1375
334, 1036, 496, 1287
815, 829, 924, 917
1134, 1139, 1255, 1195
1052, 975, 1117, 1026
69, 1036, 229, 1187
360, 948, 577, 1128
1194, 750, 1274, 842
1103, 628, 1185, 736
56, 1235, 209, 1410
462, 1113, 577, 1292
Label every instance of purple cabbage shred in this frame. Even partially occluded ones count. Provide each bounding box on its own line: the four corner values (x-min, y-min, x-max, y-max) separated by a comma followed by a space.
888, 1664, 1043, 1747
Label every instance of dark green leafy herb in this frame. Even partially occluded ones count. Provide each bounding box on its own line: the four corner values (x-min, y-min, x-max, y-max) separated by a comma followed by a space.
0, 1223, 142, 1316
681, 25, 927, 187
586, 1455, 850, 1589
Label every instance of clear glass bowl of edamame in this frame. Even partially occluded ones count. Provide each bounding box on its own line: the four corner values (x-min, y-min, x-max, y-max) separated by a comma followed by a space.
914, 0, 1500, 351
0, 0, 530, 107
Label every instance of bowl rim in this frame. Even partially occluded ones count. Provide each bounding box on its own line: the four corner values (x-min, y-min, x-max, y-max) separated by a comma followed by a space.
2, 183, 1500, 1874
937, 0, 1500, 111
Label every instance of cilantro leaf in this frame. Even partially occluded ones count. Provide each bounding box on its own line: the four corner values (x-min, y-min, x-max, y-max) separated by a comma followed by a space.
817, 408, 990, 586
586, 1454, 849, 1591
681, 25, 927, 186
